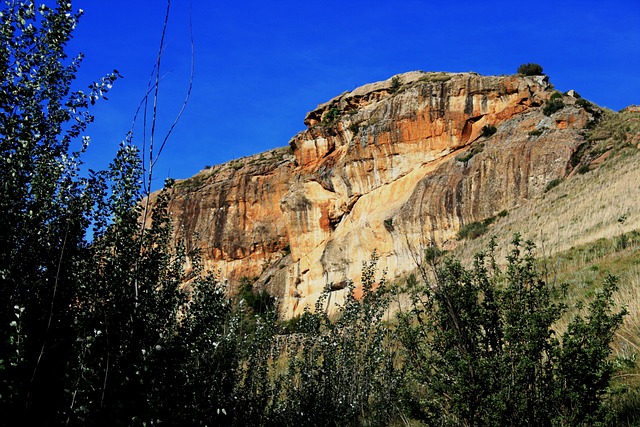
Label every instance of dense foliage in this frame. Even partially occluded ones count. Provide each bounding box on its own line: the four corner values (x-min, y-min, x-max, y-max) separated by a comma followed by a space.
398, 237, 626, 426
517, 62, 544, 76
0, 2, 630, 426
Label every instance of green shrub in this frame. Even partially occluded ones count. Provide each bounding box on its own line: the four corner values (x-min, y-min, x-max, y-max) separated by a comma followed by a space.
424, 246, 445, 263
322, 107, 341, 125
456, 142, 485, 164
529, 129, 544, 137
545, 178, 562, 192
577, 164, 591, 174
390, 75, 402, 93
457, 221, 488, 240
517, 63, 544, 76
419, 72, 452, 83
615, 234, 629, 251
550, 91, 564, 101
398, 236, 626, 426
481, 124, 497, 137
576, 98, 599, 117
271, 252, 402, 426
482, 215, 497, 226
544, 98, 565, 116
457, 214, 503, 240
238, 278, 275, 315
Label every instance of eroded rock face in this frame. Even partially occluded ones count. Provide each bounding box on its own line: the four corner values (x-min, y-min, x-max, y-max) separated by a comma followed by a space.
160, 72, 594, 317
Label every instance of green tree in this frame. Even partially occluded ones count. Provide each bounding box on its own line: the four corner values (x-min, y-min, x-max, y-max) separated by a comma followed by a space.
270, 253, 402, 426
0, 1, 118, 422
517, 63, 544, 76
0, 2, 188, 424
398, 235, 626, 426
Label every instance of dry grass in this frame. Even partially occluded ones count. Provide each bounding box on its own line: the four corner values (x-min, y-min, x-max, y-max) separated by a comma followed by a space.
587, 109, 640, 153
454, 148, 640, 265
454, 108, 640, 264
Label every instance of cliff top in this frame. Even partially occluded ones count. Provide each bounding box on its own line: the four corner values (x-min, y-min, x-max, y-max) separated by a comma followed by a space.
304, 70, 550, 127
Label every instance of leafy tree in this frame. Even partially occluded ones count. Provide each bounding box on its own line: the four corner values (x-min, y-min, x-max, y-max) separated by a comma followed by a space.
270, 252, 402, 426
398, 235, 626, 426
0, 2, 189, 424
0, 1, 118, 422
517, 62, 544, 76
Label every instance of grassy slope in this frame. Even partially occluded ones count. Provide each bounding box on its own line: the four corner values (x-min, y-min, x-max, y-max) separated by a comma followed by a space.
454, 148, 640, 263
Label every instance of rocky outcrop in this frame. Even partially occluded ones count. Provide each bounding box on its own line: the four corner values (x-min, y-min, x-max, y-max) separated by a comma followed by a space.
157, 147, 295, 289
160, 71, 596, 318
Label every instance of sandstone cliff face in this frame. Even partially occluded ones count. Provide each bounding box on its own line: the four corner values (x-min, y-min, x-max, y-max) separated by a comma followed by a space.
161, 71, 595, 318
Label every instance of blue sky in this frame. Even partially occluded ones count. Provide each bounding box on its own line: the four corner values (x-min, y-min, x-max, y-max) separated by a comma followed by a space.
67, 0, 640, 191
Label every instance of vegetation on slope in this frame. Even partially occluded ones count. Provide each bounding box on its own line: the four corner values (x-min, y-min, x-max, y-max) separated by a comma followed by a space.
449, 111, 640, 426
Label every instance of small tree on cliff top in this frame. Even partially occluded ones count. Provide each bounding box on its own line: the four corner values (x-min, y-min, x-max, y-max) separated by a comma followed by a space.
518, 62, 544, 76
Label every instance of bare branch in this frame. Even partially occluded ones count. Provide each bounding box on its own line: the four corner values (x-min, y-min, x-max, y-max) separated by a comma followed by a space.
152, 4, 195, 168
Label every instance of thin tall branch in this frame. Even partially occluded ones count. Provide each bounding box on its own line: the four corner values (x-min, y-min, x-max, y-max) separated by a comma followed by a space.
152, 5, 195, 168
133, 0, 194, 305
28, 223, 70, 407
147, 0, 172, 197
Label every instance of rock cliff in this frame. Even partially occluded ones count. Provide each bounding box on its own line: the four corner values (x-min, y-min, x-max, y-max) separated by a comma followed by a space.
159, 71, 596, 318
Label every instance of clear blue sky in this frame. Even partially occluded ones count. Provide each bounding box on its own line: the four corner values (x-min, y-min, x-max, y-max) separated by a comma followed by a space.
67, 0, 640, 191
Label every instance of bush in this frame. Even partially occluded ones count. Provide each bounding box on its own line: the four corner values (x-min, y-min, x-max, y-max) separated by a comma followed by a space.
481, 124, 497, 137
238, 278, 276, 315
390, 75, 402, 93
545, 178, 563, 192
577, 164, 591, 174
424, 246, 445, 263
270, 252, 402, 426
550, 91, 564, 101
544, 98, 565, 116
457, 221, 488, 240
322, 107, 341, 125
398, 236, 626, 426
517, 63, 544, 76
456, 142, 485, 164
576, 98, 599, 117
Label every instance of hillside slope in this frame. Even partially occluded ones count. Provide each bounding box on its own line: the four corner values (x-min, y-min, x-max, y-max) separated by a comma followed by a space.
454, 105, 640, 260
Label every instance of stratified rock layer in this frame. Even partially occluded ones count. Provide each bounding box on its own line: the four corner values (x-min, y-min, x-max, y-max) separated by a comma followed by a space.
160, 72, 594, 318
